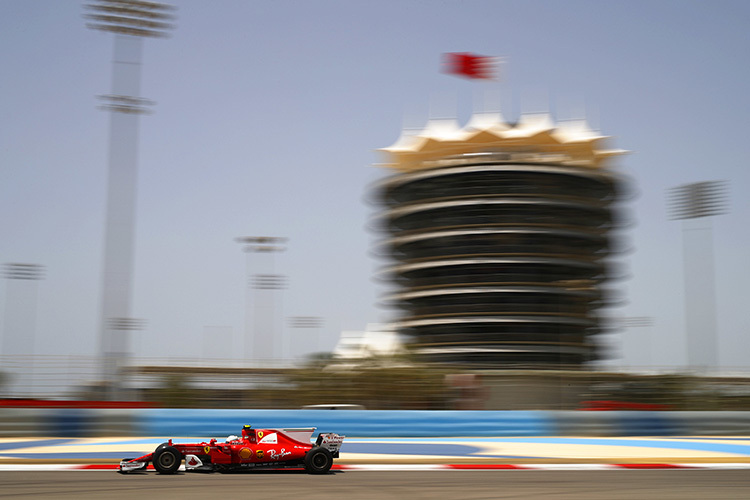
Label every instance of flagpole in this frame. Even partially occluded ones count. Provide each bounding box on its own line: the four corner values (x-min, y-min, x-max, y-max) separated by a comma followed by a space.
444, 52, 505, 118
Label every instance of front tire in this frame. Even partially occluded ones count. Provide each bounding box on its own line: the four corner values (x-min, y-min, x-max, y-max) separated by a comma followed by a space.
154, 442, 170, 452
153, 446, 182, 474
304, 447, 333, 474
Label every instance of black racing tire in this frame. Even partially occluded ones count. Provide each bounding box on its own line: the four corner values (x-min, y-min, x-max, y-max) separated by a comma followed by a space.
153, 446, 182, 474
154, 442, 170, 454
304, 447, 333, 474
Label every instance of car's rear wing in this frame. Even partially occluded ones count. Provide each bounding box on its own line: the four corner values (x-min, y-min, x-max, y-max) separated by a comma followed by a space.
281, 427, 316, 443
316, 432, 345, 457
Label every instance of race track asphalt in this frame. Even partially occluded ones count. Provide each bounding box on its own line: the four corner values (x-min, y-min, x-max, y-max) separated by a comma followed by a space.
0, 470, 749, 500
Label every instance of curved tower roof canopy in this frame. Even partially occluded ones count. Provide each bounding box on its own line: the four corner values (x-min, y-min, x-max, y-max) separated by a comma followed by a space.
380, 113, 626, 171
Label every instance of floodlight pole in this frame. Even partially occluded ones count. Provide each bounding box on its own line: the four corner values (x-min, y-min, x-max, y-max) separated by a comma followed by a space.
614, 316, 655, 368
668, 181, 728, 371
2, 264, 45, 397
288, 316, 324, 359
236, 237, 287, 364
85, 1, 175, 399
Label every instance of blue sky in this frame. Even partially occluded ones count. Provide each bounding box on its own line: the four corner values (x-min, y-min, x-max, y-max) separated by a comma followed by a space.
1, 0, 749, 369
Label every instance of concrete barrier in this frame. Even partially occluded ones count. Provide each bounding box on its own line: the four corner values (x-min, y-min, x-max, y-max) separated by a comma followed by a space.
672, 411, 750, 435
0, 408, 46, 437
1, 408, 749, 437
553, 411, 685, 436
140, 409, 555, 437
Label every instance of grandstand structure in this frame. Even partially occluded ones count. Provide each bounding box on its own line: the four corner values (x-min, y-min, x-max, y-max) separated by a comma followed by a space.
374, 112, 627, 367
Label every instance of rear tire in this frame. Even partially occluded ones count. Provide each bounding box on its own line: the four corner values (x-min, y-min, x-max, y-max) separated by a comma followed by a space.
304, 447, 333, 474
153, 446, 182, 474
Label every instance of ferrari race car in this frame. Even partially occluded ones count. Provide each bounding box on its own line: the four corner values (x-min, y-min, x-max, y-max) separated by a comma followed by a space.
119, 425, 344, 474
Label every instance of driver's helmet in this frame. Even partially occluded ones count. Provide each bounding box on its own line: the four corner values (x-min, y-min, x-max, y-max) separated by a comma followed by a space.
242, 425, 253, 438
226, 435, 239, 442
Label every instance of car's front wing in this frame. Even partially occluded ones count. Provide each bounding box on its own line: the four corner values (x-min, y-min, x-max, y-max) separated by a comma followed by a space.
118, 453, 153, 473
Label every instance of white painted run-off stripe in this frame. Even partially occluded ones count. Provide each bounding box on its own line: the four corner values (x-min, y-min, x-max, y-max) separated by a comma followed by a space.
341, 464, 446, 471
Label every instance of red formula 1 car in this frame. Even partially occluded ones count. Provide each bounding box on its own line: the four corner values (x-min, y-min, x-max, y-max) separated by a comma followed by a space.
119, 425, 344, 474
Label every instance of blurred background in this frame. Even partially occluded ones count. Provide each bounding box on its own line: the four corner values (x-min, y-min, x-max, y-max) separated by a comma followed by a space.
1, 0, 750, 412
